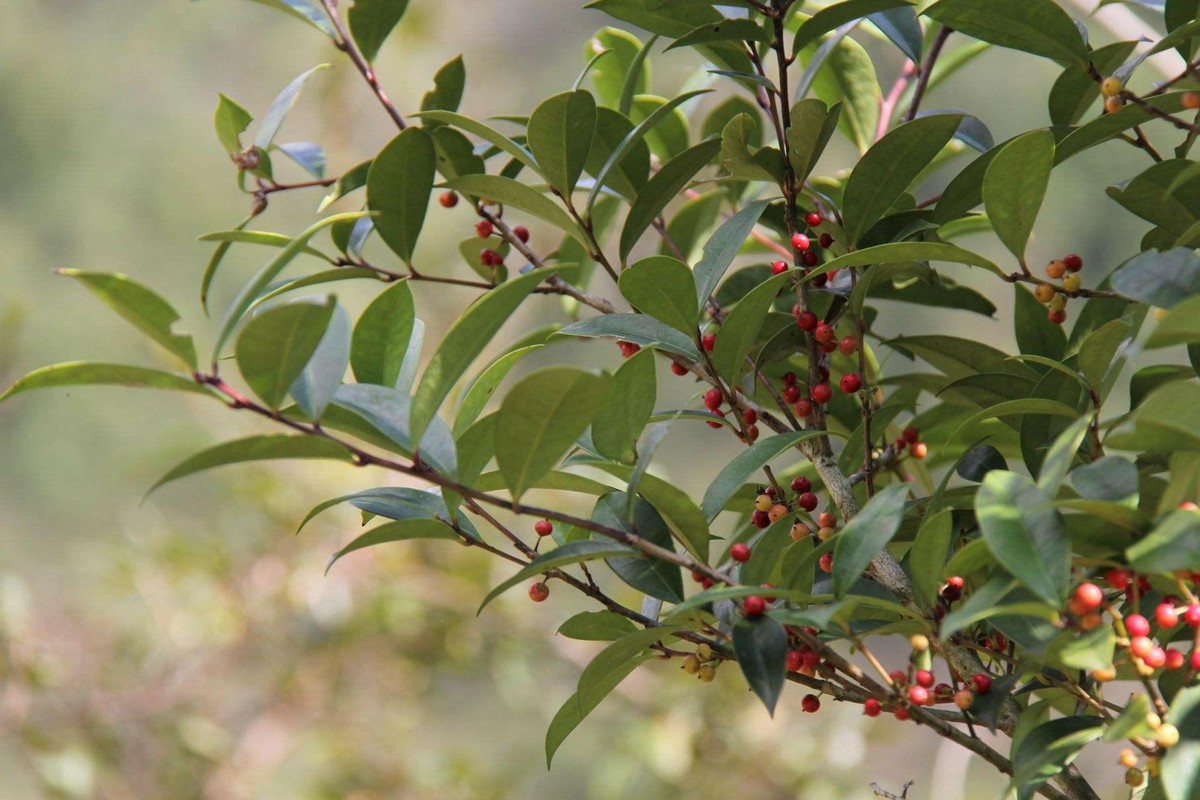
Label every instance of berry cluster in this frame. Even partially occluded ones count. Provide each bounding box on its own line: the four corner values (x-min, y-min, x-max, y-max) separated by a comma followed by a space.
1037, 253, 1083, 324
439, 190, 533, 278
681, 643, 718, 683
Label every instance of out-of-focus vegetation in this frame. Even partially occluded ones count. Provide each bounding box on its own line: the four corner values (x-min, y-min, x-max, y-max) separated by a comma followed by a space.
0, 2, 1169, 797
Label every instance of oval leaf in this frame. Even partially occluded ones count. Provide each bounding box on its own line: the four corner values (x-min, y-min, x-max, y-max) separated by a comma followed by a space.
368, 127, 436, 264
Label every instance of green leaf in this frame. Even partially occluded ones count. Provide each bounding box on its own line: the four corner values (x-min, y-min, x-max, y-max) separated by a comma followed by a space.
720, 114, 784, 183
333, 383, 457, 476
545, 655, 649, 768
347, 0, 409, 63
1148, 295, 1200, 347
479, 540, 640, 611
587, 462, 710, 561
554, 313, 701, 360
818, 241, 1002, 276
1107, 380, 1200, 453
732, 617, 788, 716
558, 610, 638, 641
196, 229, 330, 262
367, 128, 436, 264
290, 303, 349, 421
1054, 625, 1116, 673
832, 484, 910, 598
454, 345, 543, 437
976, 471, 1070, 605
869, 6, 922, 62
1078, 318, 1133, 394
841, 114, 961, 245
496, 368, 611, 500
148, 434, 352, 494
410, 265, 579, 452
618, 256, 699, 335
420, 55, 466, 121
327, 518, 458, 573
983, 129, 1055, 263
254, 64, 329, 149
584, 106, 650, 201
619, 138, 722, 263
786, 98, 841, 184
528, 90, 597, 195
415, 110, 541, 175
214, 94, 253, 154
1071, 456, 1138, 503
592, 348, 656, 464
236, 298, 334, 410
1103, 693, 1154, 744
793, 0, 914, 55
587, 27, 648, 108
350, 281, 415, 388
668, 18, 768, 51
592, 492, 684, 603
0, 362, 210, 403
1049, 42, 1137, 127
243, 0, 336, 35
711, 271, 793, 381
1014, 286, 1067, 364
1127, 509, 1200, 573
1056, 94, 1190, 163
445, 174, 589, 247
693, 199, 771, 307
212, 212, 368, 363
1036, 415, 1091, 495
58, 270, 197, 369
1009, 717, 1103, 797
924, 0, 1088, 65
909, 509, 953, 607
802, 33, 880, 154
701, 431, 830, 521
1162, 684, 1200, 800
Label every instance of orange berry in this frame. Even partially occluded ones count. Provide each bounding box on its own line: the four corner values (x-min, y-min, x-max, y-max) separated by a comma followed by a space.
1046, 260, 1067, 279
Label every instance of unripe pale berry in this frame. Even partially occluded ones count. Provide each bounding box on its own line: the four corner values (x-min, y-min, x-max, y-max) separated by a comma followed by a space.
682, 654, 701, 674
768, 503, 789, 523
529, 582, 550, 602
439, 190, 459, 208
1092, 665, 1117, 682
911, 442, 928, 459
817, 511, 837, 529
1100, 76, 1124, 97
1062, 273, 1081, 293
1105, 96, 1124, 114
730, 542, 752, 563
1126, 768, 1144, 788
790, 522, 811, 541
954, 689, 974, 710
755, 494, 773, 512
534, 519, 553, 537
1034, 284, 1055, 304
698, 664, 716, 682
1184, 91, 1200, 110
1157, 723, 1181, 748
817, 526, 836, 541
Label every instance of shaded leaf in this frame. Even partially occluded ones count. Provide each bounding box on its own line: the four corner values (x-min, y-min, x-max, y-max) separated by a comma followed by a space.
976, 471, 1070, 605
148, 434, 352, 494
832, 484, 910, 598
732, 616, 788, 716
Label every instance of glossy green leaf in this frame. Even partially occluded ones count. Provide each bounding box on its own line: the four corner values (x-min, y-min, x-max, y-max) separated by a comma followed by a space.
924, 0, 1088, 64
785, 98, 840, 184
1071, 456, 1137, 503
347, 0, 409, 63
1077, 319, 1133, 395
333, 383, 457, 476
290, 303, 349, 421
668, 18, 768, 51
1107, 380, 1200, 453
558, 610, 638, 641
832, 484, 910, 598
720, 114, 784, 183
479, 540, 640, 611
446, 174, 589, 247
618, 256, 699, 335
701, 431, 830, 522
1036, 415, 1091, 495
0, 362, 210, 402
419, 55, 466, 122
555, 313, 701, 360
1127, 509, 1200, 573
236, 298, 333, 410
454, 345, 542, 437
1009, 717, 1103, 798
196, 229, 330, 262
803, 32, 880, 153
214, 93, 253, 154
592, 492, 684, 603
909, 509, 953, 607
528, 90, 597, 196
367, 127, 436, 264
793, 0, 914, 54
1162, 684, 1200, 800
327, 518, 458, 573
869, 6, 922, 63
254, 64, 329, 149
711, 271, 793, 381
1148, 295, 1200, 347
818, 241, 1002, 276
587, 27, 648, 108
58, 270, 197, 369
350, 281, 415, 388
586, 462, 710, 561
495, 368, 611, 499
148, 434, 352, 494
693, 199, 771, 307
592, 348, 656, 464
983, 129, 1054, 263
410, 265, 578, 452
416, 110, 541, 175
619, 138, 722, 263
732, 616, 788, 716
1054, 625, 1117, 673
584, 106, 650, 201
976, 471, 1070, 605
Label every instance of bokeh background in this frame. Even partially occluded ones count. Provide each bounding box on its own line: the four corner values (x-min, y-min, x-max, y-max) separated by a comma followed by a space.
0, 2, 1185, 798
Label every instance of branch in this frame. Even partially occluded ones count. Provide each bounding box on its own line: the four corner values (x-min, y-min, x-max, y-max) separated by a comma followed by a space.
320, 0, 408, 130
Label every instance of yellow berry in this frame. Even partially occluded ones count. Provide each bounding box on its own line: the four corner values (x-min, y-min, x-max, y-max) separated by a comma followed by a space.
910, 634, 930, 652
1119, 749, 1139, 769
755, 494, 772, 512
682, 654, 701, 674
1101, 76, 1124, 97
698, 665, 716, 682
818, 526, 836, 541
1148, 756, 1161, 777
1156, 723, 1180, 748
696, 643, 712, 661
1155, 307, 1169, 321
1091, 665, 1117, 682
1034, 284, 1055, 304
1050, 293, 1067, 312
1147, 712, 1162, 730
1062, 273, 1081, 293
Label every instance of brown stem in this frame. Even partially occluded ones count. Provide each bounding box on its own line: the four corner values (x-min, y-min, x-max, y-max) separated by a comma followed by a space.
904, 26, 951, 123
320, 0, 408, 130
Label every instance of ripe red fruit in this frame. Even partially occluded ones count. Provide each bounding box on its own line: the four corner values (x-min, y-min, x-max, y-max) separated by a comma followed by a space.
819, 233, 834, 248
534, 519, 553, 537
797, 311, 818, 331
818, 552, 834, 573
893, 706, 911, 721
617, 340, 640, 357
792, 232, 811, 251
1063, 253, 1082, 272
1166, 648, 1187, 670
805, 211, 822, 227
701, 333, 716, 352
863, 698, 882, 717
786, 650, 804, 672
942, 575, 965, 602
671, 362, 688, 376
439, 190, 459, 208
902, 426, 920, 444
1126, 614, 1151, 638
1185, 604, 1200, 628
704, 388, 723, 410
782, 371, 798, 385
743, 408, 758, 424
730, 542, 752, 563
783, 385, 802, 404
817, 511, 837, 529
915, 669, 935, 689
744, 595, 766, 617
820, 340, 837, 354
751, 510, 771, 528
476, 220, 494, 238
811, 383, 833, 404
840, 373, 863, 393
1130, 636, 1154, 659
839, 336, 857, 356
802, 694, 821, 713
1105, 569, 1131, 590
798, 491, 819, 511
1073, 582, 1104, 612
909, 685, 930, 706
1144, 646, 1167, 669
791, 476, 811, 493
1048, 308, 1067, 325
803, 250, 819, 267
513, 224, 530, 243
772, 259, 789, 275
971, 673, 992, 694
1193, 649, 1200, 671
889, 670, 908, 687
529, 582, 550, 602
1157, 603, 1180, 629
793, 399, 813, 417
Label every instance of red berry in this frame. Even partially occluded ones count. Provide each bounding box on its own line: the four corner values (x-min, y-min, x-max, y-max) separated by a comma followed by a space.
797, 311, 818, 331
811, 383, 833, 404
702, 333, 716, 352
889, 670, 908, 687
783, 385, 802, 404
1126, 614, 1151, 638
793, 399, 813, 417
902, 426, 920, 444
730, 542, 752, 563
772, 259, 790, 275
1157, 603, 1180, 629
863, 698, 882, 717
786, 650, 804, 672
791, 477, 811, 493
1185, 604, 1200, 628
1048, 308, 1067, 325
617, 340, 640, 357
946, 575, 965, 591
529, 582, 550, 602
1167, 648, 1187, 670
893, 706, 911, 721
439, 190, 459, 208
840, 373, 863, 394
1193, 650, 1200, 671
802, 694, 821, 713
706, 411, 724, 429
915, 669, 934, 688
744, 595, 766, 617
813, 323, 835, 345
803, 250, 819, 267
671, 362, 688, 376
701, 577, 715, 589
704, 388, 723, 410
792, 233, 811, 251
480, 248, 502, 266
743, 408, 758, 425
971, 673, 992, 694
839, 336, 857, 356
798, 492, 819, 512
1131, 636, 1154, 659
476, 220, 494, 238
818, 552, 833, 573
1144, 646, 1167, 669
819, 233, 834, 248
513, 224, 530, 243
1105, 569, 1131, 590
1181, 501, 1199, 511
752, 510, 771, 528
811, 272, 827, 287
805, 212, 822, 227
1063, 253, 1082, 272
1073, 583, 1104, 612
817, 511, 836, 529
534, 519, 553, 537
782, 371, 798, 385
820, 340, 837, 354
909, 685, 930, 706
